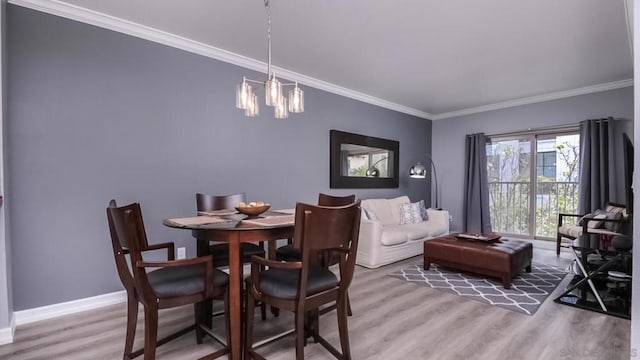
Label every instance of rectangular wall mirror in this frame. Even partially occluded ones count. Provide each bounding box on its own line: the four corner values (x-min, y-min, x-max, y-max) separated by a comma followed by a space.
330, 130, 399, 188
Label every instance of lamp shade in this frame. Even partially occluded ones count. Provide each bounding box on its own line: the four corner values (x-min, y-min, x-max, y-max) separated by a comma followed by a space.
366, 167, 380, 177
274, 96, 289, 118
245, 93, 259, 117
288, 86, 304, 113
265, 77, 282, 106
409, 162, 427, 178
236, 82, 252, 109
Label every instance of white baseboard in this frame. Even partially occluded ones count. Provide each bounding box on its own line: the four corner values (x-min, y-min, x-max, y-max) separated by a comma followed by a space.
0, 315, 15, 345
2, 264, 268, 344
14, 290, 127, 326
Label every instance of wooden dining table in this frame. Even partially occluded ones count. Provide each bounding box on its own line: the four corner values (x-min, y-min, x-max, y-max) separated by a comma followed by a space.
163, 211, 295, 360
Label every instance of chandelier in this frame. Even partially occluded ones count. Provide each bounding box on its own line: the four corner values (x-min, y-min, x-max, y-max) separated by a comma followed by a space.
235, 0, 304, 118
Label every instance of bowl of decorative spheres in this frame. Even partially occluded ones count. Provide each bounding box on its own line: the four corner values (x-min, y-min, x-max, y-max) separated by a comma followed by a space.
235, 202, 270, 216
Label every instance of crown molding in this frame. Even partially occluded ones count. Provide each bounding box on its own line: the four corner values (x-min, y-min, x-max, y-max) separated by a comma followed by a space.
432, 79, 634, 120
8, 0, 433, 120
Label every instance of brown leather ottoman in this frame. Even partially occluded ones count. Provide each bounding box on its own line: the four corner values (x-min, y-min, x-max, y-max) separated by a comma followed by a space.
423, 235, 532, 289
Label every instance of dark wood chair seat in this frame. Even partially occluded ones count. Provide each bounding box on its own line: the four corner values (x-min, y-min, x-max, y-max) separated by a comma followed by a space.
259, 266, 338, 299
210, 242, 265, 264
147, 265, 229, 298
274, 244, 300, 262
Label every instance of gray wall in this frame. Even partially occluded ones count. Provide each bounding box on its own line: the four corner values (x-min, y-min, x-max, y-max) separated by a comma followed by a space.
0, 0, 12, 330
7, 6, 432, 310
433, 87, 634, 232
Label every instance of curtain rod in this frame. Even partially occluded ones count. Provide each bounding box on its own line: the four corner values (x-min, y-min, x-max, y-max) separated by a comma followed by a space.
486, 123, 580, 138
486, 117, 615, 138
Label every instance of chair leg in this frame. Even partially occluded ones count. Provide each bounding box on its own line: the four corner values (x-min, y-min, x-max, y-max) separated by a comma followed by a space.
346, 292, 353, 317
260, 302, 267, 321
295, 309, 306, 360
556, 234, 561, 256
143, 304, 159, 360
224, 291, 231, 352
245, 291, 256, 359
194, 302, 204, 344
123, 294, 138, 359
337, 296, 351, 360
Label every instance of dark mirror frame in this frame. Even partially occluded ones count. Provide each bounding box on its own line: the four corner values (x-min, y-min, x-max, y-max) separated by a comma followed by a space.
330, 130, 399, 188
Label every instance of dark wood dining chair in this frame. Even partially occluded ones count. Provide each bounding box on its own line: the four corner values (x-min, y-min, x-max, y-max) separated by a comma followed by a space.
107, 200, 230, 360
275, 193, 355, 261
274, 193, 356, 316
196, 192, 267, 265
245, 201, 361, 360
196, 192, 267, 319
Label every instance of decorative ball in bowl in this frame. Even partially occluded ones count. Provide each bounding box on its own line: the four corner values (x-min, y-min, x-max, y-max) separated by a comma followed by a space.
235, 201, 270, 217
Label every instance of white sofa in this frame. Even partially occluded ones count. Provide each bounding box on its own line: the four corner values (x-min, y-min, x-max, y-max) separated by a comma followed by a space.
356, 196, 450, 268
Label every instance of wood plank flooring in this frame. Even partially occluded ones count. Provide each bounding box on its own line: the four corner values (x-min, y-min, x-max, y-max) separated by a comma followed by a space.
0, 245, 631, 359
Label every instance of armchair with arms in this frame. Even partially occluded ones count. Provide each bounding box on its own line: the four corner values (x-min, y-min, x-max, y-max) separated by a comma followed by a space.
107, 200, 230, 360
556, 202, 629, 256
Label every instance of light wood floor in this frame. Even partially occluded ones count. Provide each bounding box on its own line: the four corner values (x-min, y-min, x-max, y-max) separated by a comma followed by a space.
0, 245, 631, 360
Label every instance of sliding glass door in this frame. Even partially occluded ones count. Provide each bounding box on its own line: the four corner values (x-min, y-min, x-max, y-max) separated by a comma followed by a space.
486, 131, 580, 239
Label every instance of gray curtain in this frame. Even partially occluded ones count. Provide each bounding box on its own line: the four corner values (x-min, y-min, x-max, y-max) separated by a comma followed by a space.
578, 118, 616, 214
463, 133, 492, 233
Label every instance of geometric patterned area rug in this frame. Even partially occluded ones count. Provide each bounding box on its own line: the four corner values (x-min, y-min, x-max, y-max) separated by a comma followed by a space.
389, 263, 568, 315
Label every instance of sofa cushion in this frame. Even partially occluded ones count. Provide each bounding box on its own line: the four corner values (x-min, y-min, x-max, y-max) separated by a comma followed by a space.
385, 223, 429, 241
558, 224, 583, 238
399, 202, 423, 224
380, 228, 408, 246
388, 196, 411, 224
364, 199, 396, 226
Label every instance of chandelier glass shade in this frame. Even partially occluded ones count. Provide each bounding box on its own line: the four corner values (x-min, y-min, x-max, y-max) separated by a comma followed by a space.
235, 0, 304, 118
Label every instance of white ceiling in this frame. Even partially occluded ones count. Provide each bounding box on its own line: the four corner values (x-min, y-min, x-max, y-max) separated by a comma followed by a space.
15, 0, 634, 119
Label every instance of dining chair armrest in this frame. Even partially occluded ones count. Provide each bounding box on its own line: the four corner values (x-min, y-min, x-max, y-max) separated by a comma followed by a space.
558, 213, 584, 226
558, 213, 585, 218
143, 241, 176, 260
136, 256, 211, 269
250, 255, 302, 270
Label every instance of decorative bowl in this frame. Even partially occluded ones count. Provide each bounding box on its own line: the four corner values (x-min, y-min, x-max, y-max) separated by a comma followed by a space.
235, 204, 270, 217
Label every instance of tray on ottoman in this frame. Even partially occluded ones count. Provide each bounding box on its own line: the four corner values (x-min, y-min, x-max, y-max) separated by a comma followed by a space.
423, 235, 532, 289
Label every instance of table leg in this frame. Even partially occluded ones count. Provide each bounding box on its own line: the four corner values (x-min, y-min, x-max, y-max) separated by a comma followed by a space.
228, 233, 242, 360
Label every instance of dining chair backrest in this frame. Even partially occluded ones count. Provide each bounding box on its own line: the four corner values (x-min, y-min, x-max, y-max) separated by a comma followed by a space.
107, 201, 154, 295
196, 192, 247, 211
294, 201, 361, 286
107, 200, 149, 292
317, 193, 356, 207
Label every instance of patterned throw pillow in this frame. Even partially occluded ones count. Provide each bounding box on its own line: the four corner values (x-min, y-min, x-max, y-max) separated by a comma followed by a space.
418, 200, 429, 221
399, 202, 423, 224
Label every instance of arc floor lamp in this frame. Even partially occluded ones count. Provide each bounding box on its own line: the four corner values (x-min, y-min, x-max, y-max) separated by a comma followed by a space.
409, 154, 439, 209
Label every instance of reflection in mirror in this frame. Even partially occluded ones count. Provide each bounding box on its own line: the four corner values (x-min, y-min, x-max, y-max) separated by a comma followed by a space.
330, 130, 399, 188
340, 144, 392, 178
